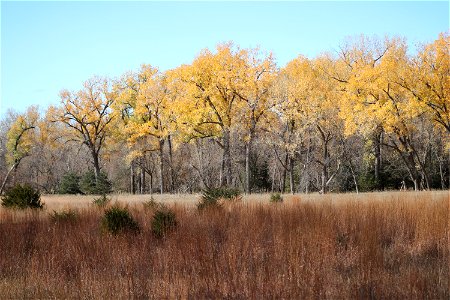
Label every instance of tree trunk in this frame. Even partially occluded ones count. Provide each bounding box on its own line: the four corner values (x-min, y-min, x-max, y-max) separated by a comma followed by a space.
289, 156, 294, 194
0, 162, 18, 195
406, 152, 420, 191
437, 155, 446, 189
245, 141, 251, 194
140, 166, 145, 194
130, 161, 136, 194
223, 128, 232, 186
281, 152, 288, 193
245, 119, 256, 194
349, 162, 359, 194
303, 138, 311, 194
321, 139, 329, 194
168, 135, 176, 193
92, 150, 101, 182
149, 170, 153, 195
159, 139, 165, 194
271, 166, 276, 193
413, 145, 430, 190
317, 125, 332, 194
374, 131, 382, 187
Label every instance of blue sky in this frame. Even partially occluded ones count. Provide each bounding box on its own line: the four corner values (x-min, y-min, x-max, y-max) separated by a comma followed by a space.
1, 1, 448, 117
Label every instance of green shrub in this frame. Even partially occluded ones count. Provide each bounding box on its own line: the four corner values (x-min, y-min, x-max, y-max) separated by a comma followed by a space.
143, 197, 166, 210
1, 184, 43, 209
101, 205, 140, 235
92, 194, 111, 207
270, 193, 283, 203
197, 186, 242, 210
58, 172, 82, 194
80, 170, 112, 195
50, 209, 78, 223
151, 208, 177, 238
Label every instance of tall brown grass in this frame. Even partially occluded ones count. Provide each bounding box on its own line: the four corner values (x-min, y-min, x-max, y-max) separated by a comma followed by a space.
0, 192, 448, 298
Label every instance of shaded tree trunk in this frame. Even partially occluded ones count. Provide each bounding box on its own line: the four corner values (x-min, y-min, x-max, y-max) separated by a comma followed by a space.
303, 137, 312, 194
245, 141, 251, 193
159, 139, 165, 194
245, 118, 257, 194
437, 153, 446, 189
91, 150, 101, 182
0, 162, 19, 195
130, 161, 136, 194
396, 143, 420, 191
390, 135, 428, 191
168, 135, 176, 193
349, 162, 359, 194
288, 156, 294, 194
222, 128, 232, 186
281, 152, 288, 193
318, 126, 331, 194
140, 164, 145, 194
374, 131, 382, 186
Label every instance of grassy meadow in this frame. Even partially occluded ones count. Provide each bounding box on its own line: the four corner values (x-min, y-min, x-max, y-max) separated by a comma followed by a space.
0, 191, 448, 298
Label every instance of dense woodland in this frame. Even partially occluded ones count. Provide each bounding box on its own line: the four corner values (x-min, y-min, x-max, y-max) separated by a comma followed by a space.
1, 33, 448, 194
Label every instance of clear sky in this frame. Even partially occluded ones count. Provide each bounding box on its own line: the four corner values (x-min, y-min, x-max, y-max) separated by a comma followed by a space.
1, 1, 448, 118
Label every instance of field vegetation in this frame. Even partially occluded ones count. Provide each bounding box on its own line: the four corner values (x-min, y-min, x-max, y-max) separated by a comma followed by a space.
0, 191, 448, 298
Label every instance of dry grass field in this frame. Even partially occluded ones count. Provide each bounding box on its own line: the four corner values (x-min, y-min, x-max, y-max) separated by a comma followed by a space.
0, 191, 448, 298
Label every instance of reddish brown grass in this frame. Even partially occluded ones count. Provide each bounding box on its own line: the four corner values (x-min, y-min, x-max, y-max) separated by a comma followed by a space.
0, 192, 448, 298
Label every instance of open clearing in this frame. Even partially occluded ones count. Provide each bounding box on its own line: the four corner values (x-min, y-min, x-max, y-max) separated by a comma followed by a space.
36, 190, 449, 210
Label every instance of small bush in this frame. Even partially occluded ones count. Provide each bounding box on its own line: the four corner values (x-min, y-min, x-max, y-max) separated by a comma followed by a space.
151, 208, 177, 238
58, 172, 82, 194
270, 193, 283, 203
92, 194, 111, 207
102, 205, 140, 235
198, 186, 242, 210
1, 184, 43, 209
50, 209, 78, 223
80, 170, 112, 195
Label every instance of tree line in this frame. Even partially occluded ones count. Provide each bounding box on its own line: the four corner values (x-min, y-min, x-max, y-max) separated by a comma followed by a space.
1, 32, 448, 194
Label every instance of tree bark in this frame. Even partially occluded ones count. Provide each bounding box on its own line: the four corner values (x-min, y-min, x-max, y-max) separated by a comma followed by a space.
159, 139, 165, 194
289, 156, 294, 194
245, 118, 257, 194
130, 161, 135, 194
140, 164, 146, 194
374, 131, 382, 186
405, 151, 420, 191
0, 162, 19, 195
222, 128, 232, 186
437, 154, 446, 189
281, 152, 288, 193
92, 150, 101, 182
303, 138, 311, 194
349, 162, 359, 194
168, 135, 176, 193
245, 141, 251, 194
319, 129, 330, 194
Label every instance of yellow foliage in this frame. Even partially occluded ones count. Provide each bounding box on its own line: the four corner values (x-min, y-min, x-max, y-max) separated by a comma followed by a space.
6, 106, 39, 165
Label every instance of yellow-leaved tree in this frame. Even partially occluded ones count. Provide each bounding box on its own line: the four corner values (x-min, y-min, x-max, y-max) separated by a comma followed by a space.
1, 106, 40, 194
49, 77, 115, 182
114, 65, 173, 194
233, 48, 277, 193
397, 32, 449, 134
279, 55, 342, 194
168, 43, 247, 186
338, 36, 431, 190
